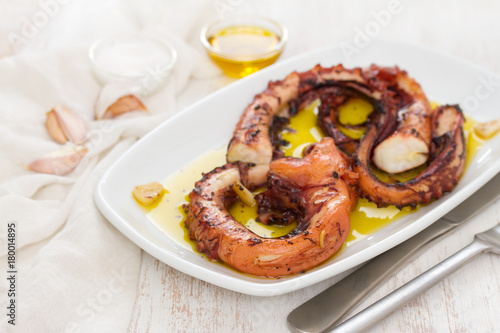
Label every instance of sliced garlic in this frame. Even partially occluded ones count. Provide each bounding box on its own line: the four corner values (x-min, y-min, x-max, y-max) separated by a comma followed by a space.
233, 180, 256, 207
132, 182, 165, 206
473, 118, 500, 140
50, 106, 88, 144
27, 145, 88, 175
256, 254, 282, 263
320, 230, 326, 248
45, 110, 68, 144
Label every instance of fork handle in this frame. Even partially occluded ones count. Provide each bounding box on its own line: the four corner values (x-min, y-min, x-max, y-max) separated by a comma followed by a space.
329, 239, 489, 333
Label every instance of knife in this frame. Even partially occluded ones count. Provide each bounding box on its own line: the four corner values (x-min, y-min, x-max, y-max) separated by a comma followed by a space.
287, 172, 500, 333
328, 222, 500, 332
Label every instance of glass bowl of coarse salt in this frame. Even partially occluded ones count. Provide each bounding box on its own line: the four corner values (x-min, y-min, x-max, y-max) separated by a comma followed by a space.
89, 34, 177, 96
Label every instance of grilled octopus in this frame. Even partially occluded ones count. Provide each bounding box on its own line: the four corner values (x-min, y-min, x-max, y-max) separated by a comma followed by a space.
184, 138, 358, 277
227, 64, 464, 207
227, 64, 384, 187
354, 104, 465, 208
183, 64, 466, 277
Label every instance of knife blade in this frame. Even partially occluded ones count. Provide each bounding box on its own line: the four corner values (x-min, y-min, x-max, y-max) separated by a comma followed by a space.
287, 172, 500, 333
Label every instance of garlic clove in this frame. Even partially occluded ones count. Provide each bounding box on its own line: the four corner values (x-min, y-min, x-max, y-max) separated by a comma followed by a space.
103, 94, 148, 119
473, 118, 500, 140
27, 146, 88, 175
94, 82, 148, 120
320, 230, 326, 248
52, 106, 88, 144
132, 182, 166, 206
45, 110, 68, 144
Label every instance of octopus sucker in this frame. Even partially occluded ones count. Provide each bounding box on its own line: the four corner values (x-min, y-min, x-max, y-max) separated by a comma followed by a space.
184, 138, 357, 277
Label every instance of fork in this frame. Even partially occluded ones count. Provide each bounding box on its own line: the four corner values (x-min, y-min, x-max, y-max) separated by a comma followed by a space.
329, 223, 500, 332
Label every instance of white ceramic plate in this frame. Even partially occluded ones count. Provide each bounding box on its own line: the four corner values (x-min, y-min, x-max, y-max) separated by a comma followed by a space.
94, 40, 500, 296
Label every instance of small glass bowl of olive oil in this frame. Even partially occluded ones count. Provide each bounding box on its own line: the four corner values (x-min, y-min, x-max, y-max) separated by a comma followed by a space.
200, 15, 288, 78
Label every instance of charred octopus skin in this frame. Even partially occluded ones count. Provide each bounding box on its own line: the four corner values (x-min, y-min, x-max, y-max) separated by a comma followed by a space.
354, 105, 466, 208
225, 64, 466, 208
226, 64, 432, 187
184, 138, 357, 277
183, 64, 467, 277
226, 65, 380, 187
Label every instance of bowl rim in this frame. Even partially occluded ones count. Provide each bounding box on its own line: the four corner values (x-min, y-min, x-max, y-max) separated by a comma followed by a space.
200, 14, 288, 61
88, 33, 178, 81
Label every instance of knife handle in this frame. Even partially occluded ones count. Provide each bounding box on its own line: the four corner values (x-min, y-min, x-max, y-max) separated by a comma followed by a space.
329, 239, 488, 332
287, 218, 456, 333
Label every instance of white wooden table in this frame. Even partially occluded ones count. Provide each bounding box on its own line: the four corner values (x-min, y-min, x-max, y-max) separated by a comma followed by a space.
3, 1, 499, 332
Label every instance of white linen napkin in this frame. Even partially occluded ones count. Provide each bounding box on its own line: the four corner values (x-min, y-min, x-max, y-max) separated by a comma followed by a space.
0, 8, 222, 330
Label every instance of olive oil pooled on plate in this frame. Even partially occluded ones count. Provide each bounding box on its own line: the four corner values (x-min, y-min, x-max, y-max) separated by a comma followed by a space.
145, 98, 486, 253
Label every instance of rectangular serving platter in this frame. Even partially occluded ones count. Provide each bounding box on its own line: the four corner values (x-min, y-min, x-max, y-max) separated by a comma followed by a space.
94, 40, 500, 296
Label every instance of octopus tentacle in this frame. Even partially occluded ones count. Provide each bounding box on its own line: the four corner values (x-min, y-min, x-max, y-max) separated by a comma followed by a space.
226, 73, 300, 166
227, 65, 382, 186
353, 104, 465, 208
227, 64, 431, 188
316, 88, 366, 154
184, 138, 356, 277
371, 70, 432, 173
185, 64, 467, 278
